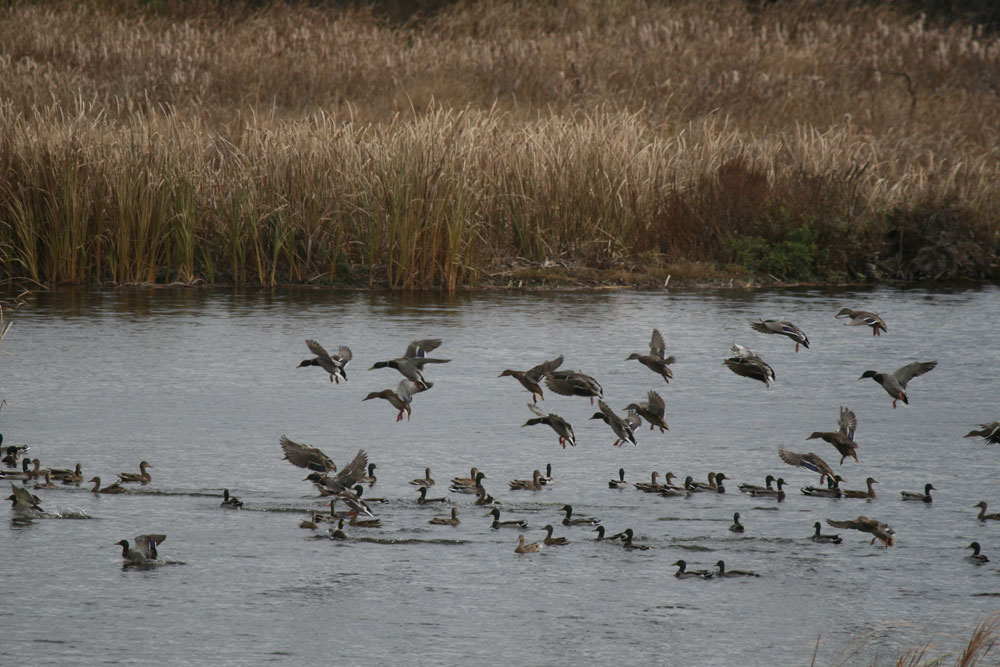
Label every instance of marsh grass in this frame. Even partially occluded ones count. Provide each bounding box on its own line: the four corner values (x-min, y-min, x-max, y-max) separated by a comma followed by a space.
0, 1, 998, 288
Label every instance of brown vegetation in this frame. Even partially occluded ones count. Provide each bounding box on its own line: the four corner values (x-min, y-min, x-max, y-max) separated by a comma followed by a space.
0, 1, 997, 288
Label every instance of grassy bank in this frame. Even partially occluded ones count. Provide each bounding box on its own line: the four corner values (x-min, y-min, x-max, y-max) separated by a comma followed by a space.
0, 1, 997, 289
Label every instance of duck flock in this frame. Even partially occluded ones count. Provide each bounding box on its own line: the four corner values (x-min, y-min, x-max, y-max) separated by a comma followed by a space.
4, 306, 1000, 576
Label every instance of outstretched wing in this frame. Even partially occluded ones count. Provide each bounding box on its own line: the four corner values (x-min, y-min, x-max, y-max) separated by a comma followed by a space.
649, 329, 666, 359
838, 407, 857, 440
404, 339, 442, 359
280, 435, 337, 472
305, 339, 333, 362
892, 361, 937, 387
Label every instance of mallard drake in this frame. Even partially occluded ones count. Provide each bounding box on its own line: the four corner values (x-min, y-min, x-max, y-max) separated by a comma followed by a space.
499, 355, 564, 403
522, 404, 576, 448
835, 308, 887, 336
689, 472, 722, 492
779, 448, 835, 484
539, 463, 554, 485
117, 460, 152, 485
826, 516, 896, 547
723, 346, 776, 388
7, 483, 43, 513
280, 435, 337, 473
88, 476, 126, 494
1, 458, 39, 480
542, 524, 571, 545
589, 400, 639, 447
368, 339, 449, 390
428, 507, 460, 526
332, 489, 375, 519
509, 470, 544, 491
473, 485, 498, 506
410, 467, 435, 487
626, 329, 676, 383
115, 534, 166, 566
967, 542, 990, 564
975, 502, 1000, 521
417, 486, 447, 505
808, 407, 859, 464
0, 437, 29, 468
221, 489, 243, 508
748, 477, 786, 500
729, 512, 745, 533
329, 517, 348, 539
625, 391, 669, 433
750, 318, 810, 352
360, 463, 378, 486
672, 559, 713, 579
352, 485, 387, 504
451, 467, 486, 488
543, 369, 604, 405
801, 475, 844, 498
842, 477, 878, 499
297, 339, 351, 383
450, 472, 488, 494
633, 471, 663, 493
515, 534, 543, 554
965, 422, 1000, 446
620, 528, 649, 550
302, 449, 369, 496
659, 481, 689, 498
363, 380, 418, 422
811, 521, 843, 544
609, 468, 628, 489
560, 504, 600, 526
901, 483, 935, 503
714, 560, 759, 577
50, 463, 83, 485
487, 508, 527, 529
859, 361, 937, 408
300, 512, 321, 530
738, 475, 775, 495
593, 525, 628, 541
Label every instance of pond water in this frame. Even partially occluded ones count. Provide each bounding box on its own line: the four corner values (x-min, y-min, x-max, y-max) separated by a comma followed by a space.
2, 285, 998, 666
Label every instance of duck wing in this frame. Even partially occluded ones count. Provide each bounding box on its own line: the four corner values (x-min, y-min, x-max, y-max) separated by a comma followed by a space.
305, 339, 335, 363
404, 339, 442, 358
649, 329, 666, 359
891, 361, 937, 388
280, 435, 337, 473
838, 407, 857, 440
525, 355, 564, 382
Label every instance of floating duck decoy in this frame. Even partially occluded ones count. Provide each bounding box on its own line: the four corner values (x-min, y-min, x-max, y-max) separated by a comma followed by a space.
428, 507, 460, 526
965, 422, 1000, 446
967, 542, 990, 564
117, 461, 152, 485
363, 379, 419, 422
221, 489, 243, 508
609, 468, 628, 489
542, 524, 571, 546
369, 339, 449, 390
715, 560, 759, 577
486, 508, 526, 529
115, 534, 166, 566
811, 521, 843, 544
508, 470, 545, 491
560, 504, 600, 526
515, 534, 543, 554
842, 477, 878, 499
543, 369, 604, 405
620, 528, 649, 550
590, 400, 639, 447
280, 435, 337, 473
808, 407, 859, 464
901, 483, 935, 503
499, 355, 564, 403
410, 467, 435, 487
975, 502, 1000, 521
625, 391, 669, 433
302, 449, 369, 496
88, 476, 126, 494
522, 404, 576, 448
750, 318, 810, 352
779, 448, 835, 484
826, 516, 895, 547
297, 339, 351, 383
723, 345, 775, 388
416, 486, 447, 505
859, 361, 937, 408
672, 559, 713, 579
626, 329, 676, 383
835, 308, 887, 336
729, 512, 745, 533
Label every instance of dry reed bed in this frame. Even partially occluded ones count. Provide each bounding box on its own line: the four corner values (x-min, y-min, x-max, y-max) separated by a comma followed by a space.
0, 1, 998, 287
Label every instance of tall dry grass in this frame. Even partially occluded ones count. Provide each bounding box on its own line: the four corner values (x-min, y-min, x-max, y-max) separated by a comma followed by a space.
0, 0, 997, 287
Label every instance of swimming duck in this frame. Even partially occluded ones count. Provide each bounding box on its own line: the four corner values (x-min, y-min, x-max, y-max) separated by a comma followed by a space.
901, 483, 935, 503
0, 437, 29, 468
624, 391, 669, 433
543, 369, 604, 405
88, 476, 127, 494
750, 318, 810, 352
279, 435, 338, 473
32, 471, 56, 490
633, 471, 663, 493
410, 467, 435, 487
659, 479, 690, 498
368, 339, 449, 390
351, 485, 387, 504
301, 449, 369, 496
967, 542, 990, 564
975, 502, 1000, 521
363, 380, 419, 422
473, 485, 498, 506
508, 470, 545, 491
738, 475, 775, 495
300, 512, 321, 530
714, 560, 759, 577
115, 534, 166, 566
620, 528, 649, 550
560, 504, 600, 526
221, 489, 243, 508
297, 339, 351, 383
808, 407, 859, 464
672, 559, 713, 579
811, 521, 843, 544
826, 516, 896, 547
778, 448, 835, 484
1, 458, 38, 480
589, 400, 639, 447
542, 524, 571, 545
428, 507, 460, 526
609, 468, 628, 489
360, 463, 378, 486
522, 404, 576, 448
593, 525, 628, 541
835, 308, 887, 336
451, 467, 486, 489
117, 461, 152, 485
689, 472, 727, 493
842, 477, 878, 499
329, 517, 348, 539
348, 514, 381, 528
723, 347, 776, 388
515, 534, 543, 554
801, 475, 844, 498
626, 329, 676, 383
729, 512, 745, 533
859, 361, 937, 408
487, 508, 527, 529
539, 463, 554, 485
7, 483, 43, 513
965, 422, 1000, 446
416, 486, 447, 505
50, 463, 83, 485
499, 355, 564, 403
450, 472, 488, 494
748, 477, 786, 500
